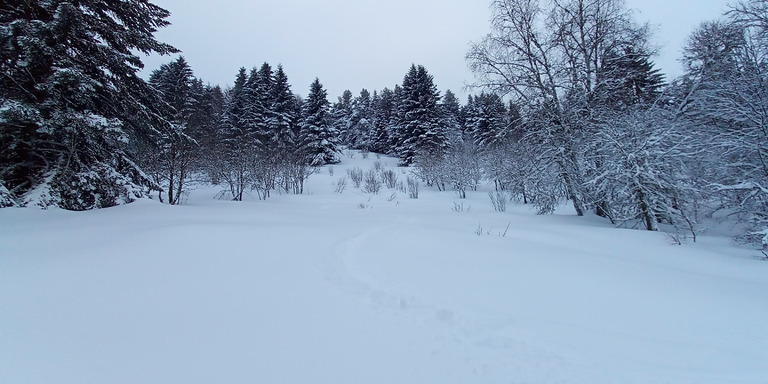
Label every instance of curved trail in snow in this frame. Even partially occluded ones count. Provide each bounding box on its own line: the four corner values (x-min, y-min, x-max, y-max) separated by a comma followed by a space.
322, 221, 603, 383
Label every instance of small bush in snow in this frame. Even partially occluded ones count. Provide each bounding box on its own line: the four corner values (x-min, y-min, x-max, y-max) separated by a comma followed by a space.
396, 181, 406, 194
335, 176, 348, 193
363, 170, 382, 194
328, 166, 334, 177
373, 160, 383, 172
381, 169, 398, 189
489, 190, 508, 212
361, 149, 369, 159
347, 167, 363, 188
406, 176, 419, 199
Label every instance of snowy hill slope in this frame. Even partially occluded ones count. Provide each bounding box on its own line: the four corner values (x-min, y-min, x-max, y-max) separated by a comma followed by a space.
1, 152, 767, 384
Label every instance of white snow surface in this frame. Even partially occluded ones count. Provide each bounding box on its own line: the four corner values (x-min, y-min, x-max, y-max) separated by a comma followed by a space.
2, 152, 767, 384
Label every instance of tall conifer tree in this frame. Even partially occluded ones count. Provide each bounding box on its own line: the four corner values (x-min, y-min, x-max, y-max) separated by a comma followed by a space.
0, 0, 177, 209
395, 65, 448, 165
300, 78, 339, 165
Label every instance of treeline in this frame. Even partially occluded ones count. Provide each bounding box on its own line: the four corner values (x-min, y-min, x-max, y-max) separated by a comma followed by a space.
137, 59, 526, 204
2, 0, 767, 248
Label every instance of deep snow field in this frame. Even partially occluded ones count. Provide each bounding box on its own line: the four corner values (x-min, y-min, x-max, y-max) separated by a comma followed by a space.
2, 151, 767, 384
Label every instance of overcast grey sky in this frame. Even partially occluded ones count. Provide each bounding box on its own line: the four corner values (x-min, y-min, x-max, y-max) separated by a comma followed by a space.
141, 0, 733, 100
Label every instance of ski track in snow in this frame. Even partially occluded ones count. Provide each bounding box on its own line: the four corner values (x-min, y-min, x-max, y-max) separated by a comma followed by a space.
324, 220, 617, 383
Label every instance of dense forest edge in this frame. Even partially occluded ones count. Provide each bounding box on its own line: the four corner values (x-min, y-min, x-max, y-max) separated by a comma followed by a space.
2, 0, 768, 253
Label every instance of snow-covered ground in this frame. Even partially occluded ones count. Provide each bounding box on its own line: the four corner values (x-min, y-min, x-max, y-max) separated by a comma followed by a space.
2, 152, 767, 384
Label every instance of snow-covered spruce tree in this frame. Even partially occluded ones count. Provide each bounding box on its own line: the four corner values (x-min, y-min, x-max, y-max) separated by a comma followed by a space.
345, 89, 374, 150
241, 67, 268, 150
368, 91, 386, 154
251, 62, 275, 149
371, 87, 399, 155
0, 0, 177, 209
440, 89, 463, 145
146, 56, 204, 205
300, 78, 339, 166
218, 68, 253, 201
270, 65, 298, 149
395, 64, 449, 165
330, 89, 353, 152
441, 90, 462, 122
593, 47, 666, 111
245, 62, 282, 199
466, 92, 511, 150
458, 95, 476, 141
270, 65, 310, 194
194, 83, 225, 184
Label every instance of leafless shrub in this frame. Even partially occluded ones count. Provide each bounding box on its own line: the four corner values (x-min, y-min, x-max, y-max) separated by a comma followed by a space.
361, 149, 369, 159
335, 176, 348, 193
381, 169, 398, 189
363, 169, 382, 194
373, 160, 383, 172
489, 190, 508, 212
347, 167, 363, 188
406, 176, 419, 199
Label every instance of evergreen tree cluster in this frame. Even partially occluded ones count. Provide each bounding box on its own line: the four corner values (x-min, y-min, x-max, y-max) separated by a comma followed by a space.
330, 64, 463, 166
326, 64, 526, 198
0, 0, 341, 207
3, 0, 767, 250
148, 61, 341, 201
